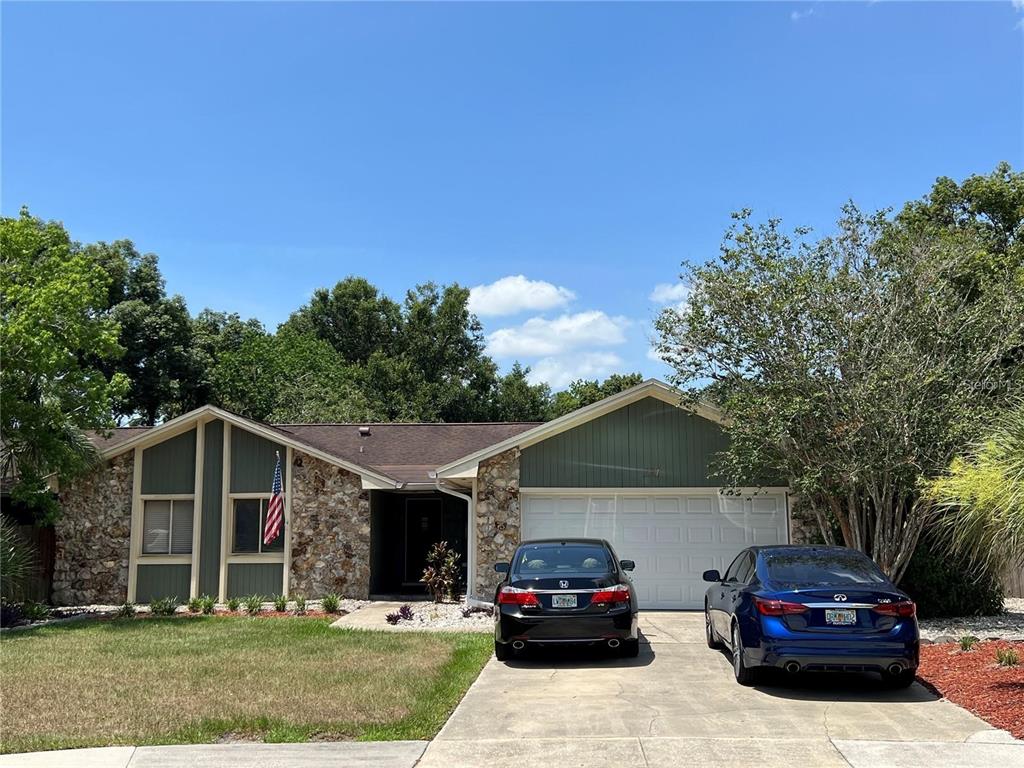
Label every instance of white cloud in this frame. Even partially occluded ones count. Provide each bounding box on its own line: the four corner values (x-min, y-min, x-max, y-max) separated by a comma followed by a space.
527, 352, 625, 389
649, 282, 691, 305
1013, 0, 1024, 11
790, 7, 815, 21
467, 275, 575, 317
486, 311, 629, 358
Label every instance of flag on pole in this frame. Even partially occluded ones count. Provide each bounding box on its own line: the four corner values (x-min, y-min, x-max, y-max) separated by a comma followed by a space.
263, 452, 284, 545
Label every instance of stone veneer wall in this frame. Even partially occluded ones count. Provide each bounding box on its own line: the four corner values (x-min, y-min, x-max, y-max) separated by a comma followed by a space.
53, 452, 134, 605
474, 448, 521, 598
288, 451, 370, 599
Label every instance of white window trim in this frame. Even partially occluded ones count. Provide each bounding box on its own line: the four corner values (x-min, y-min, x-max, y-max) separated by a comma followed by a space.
139, 494, 196, 559
226, 494, 285, 561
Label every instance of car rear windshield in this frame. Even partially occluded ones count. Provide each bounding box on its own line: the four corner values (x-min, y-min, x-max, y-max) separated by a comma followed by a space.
513, 544, 614, 576
762, 550, 888, 587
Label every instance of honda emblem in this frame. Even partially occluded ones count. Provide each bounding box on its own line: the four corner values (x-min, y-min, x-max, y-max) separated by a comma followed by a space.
559, 580, 569, 589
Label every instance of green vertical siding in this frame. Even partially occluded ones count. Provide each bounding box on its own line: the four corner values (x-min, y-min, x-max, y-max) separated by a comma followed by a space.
520, 396, 730, 487
230, 427, 286, 493
135, 564, 191, 603
199, 420, 224, 596
141, 429, 197, 494
227, 563, 283, 598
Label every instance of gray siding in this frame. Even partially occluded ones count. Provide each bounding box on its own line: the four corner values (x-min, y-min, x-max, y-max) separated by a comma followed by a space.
227, 563, 283, 598
230, 427, 286, 494
135, 564, 191, 603
199, 420, 224, 596
520, 396, 729, 487
141, 429, 196, 494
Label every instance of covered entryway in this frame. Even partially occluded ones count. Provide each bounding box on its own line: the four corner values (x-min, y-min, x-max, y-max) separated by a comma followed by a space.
521, 491, 789, 609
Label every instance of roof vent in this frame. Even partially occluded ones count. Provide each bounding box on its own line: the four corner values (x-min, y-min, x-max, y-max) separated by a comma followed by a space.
358, 426, 371, 437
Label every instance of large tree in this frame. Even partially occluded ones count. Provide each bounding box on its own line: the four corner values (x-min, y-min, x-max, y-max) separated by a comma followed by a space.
0, 209, 129, 518
655, 199, 1023, 580
550, 373, 645, 418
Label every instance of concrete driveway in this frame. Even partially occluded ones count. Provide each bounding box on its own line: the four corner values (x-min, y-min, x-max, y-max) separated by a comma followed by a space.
419, 612, 1023, 768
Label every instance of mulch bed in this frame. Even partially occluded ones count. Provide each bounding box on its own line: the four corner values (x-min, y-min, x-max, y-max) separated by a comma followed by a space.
918, 640, 1024, 739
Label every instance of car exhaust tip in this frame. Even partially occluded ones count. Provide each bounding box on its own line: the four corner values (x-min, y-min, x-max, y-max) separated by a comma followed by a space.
511, 640, 526, 651
887, 663, 904, 676
607, 638, 621, 649
784, 661, 801, 674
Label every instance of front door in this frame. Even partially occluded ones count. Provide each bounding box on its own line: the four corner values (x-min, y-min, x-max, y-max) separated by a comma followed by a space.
404, 497, 444, 585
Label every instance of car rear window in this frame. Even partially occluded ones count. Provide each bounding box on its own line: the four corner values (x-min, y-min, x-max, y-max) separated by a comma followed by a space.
762, 550, 888, 587
513, 544, 614, 576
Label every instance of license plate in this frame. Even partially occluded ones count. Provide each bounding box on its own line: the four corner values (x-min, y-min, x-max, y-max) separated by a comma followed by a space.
552, 594, 577, 608
825, 608, 857, 625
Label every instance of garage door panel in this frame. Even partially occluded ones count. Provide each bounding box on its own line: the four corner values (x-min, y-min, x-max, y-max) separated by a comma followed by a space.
521, 492, 788, 609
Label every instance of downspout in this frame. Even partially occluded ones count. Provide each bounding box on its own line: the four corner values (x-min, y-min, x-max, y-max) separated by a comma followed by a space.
432, 474, 489, 608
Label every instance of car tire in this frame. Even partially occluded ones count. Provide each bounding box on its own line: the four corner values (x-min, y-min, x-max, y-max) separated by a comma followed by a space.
881, 669, 916, 689
731, 623, 758, 686
620, 638, 641, 658
494, 641, 511, 662
705, 606, 723, 649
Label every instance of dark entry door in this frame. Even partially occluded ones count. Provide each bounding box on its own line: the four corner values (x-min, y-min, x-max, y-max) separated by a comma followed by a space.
404, 498, 444, 585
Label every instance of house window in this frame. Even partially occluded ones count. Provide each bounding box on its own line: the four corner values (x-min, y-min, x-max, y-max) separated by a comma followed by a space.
232, 498, 285, 554
141, 499, 194, 555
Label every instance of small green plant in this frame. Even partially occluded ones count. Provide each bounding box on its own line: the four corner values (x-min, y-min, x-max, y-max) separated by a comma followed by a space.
21, 601, 51, 622
996, 647, 1020, 667
116, 601, 137, 618
422, 540, 461, 603
199, 594, 216, 615
293, 595, 307, 615
243, 594, 264, 615
959, 635, 980, 651
227, 597, 241, 612
273, 594, 288, 612
150, 596, 179, 616
322, 593, 340, 614
187, 596, 203, 613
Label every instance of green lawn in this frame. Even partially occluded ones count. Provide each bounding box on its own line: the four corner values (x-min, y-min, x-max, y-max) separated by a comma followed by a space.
0, 616, 492, 754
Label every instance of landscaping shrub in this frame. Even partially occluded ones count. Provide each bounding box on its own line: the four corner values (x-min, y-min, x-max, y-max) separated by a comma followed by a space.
187, 597, 203, 613
21, 601, 50, 622
0, 517, 37, 602
227, 597, 241, 612
996, 647, 1020, 667
899, 538, 1003, 619
959, 635, 980, 651
243, 594, 264, 615
273, 594, 288, 612
386, 605, 415, 625
0, 600, 25, 627
199, 595, 216, 615
293, 595, 307, 615
150, 597, 179, 616
116, 602, 137, 618
321, 593, 340, 614
422, 540, 461, 602
461, 605, 493, 618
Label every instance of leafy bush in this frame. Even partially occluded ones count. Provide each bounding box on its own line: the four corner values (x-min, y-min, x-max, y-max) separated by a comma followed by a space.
0, 517, 37, 601
386, 604, 415, 624
959, 635, 980, 651
385, 610, 401, 625
227, 597, 241, 612
187, 597, 203, 613
422, 540, 461, 603
273, 594, 288, 612
150, 596, 179, 616
21, 601, 50, 622
199, 595, 216, 615
116, 602, 137, 618
0, 600, 25, 627
321, 593, 340, 614
899, 538, 1004, 619
996, 647, 1020, 667
243, 594, 264, 615
293, 595, 307, 615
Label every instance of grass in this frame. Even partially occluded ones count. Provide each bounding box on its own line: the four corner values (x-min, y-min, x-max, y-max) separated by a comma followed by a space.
0, 616, 492, 754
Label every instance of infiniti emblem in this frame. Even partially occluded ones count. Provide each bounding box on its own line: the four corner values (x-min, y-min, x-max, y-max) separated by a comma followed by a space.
834, 593, 848, 602
559, 580, 569, 589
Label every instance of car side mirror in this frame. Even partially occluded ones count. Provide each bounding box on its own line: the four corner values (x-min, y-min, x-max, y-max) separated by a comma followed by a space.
619, 559, 635, 572
494, 562, 510, 574
702, 569, 722, 583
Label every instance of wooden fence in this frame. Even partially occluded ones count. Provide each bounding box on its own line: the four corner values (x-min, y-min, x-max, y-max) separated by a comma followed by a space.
1002, 564, 1024, 599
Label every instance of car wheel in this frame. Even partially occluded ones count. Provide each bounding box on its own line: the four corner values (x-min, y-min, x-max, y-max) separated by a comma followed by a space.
705, 606, 723, 649
494, 641, 511, 662
881, 669, 916, 689
619, 638, 640, 658
731, 623, 758, 686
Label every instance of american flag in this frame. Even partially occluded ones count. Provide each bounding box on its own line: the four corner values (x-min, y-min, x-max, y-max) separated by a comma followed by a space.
263, 453, 284, 545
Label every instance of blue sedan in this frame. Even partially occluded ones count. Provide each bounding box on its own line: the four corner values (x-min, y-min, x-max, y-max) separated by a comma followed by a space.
703, 545, 919, 687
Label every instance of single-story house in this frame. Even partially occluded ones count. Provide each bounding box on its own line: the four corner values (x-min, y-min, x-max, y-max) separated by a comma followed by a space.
55, 379, 809, 610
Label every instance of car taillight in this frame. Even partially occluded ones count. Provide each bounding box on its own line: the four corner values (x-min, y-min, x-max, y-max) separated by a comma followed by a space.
497, 587, 540, 607
754, 597, 809, 616
590, 585, 631, 604
872, 600, 916, 618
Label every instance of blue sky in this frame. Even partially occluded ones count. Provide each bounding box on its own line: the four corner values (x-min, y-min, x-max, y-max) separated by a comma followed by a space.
3, 1, 1021, 389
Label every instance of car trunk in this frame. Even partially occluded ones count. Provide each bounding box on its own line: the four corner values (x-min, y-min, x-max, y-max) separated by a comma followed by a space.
769, 587, 909, 634
510, 574, 618, 612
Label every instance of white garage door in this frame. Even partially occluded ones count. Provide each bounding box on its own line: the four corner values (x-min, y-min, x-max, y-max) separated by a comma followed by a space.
521, 491, 789, 610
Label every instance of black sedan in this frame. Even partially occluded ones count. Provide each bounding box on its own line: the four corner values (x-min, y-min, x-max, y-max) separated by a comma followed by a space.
493, 538, 640, 660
